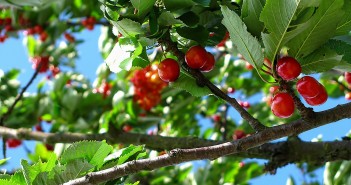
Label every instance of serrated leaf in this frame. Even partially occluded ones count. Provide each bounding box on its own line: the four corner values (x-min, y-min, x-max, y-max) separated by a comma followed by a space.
299, 47, 342, 74
112, 19, 143, 37
260, 0, 301, 62
169, 73, 212, 97
335, 0, 351, 36
60, 141, 113, 169
326, 39, 351, 63
286, 0, 345, 58
158, 11, 183, 27
48, 159, 94, 184
131, 0, 156, 18
241, 0, 265, 37
221, 5, 264, 69
118, 145, 144, 165
21, 155, 56, 185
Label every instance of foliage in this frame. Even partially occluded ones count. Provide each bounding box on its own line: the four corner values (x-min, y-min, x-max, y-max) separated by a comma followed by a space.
0, 0, 351, 184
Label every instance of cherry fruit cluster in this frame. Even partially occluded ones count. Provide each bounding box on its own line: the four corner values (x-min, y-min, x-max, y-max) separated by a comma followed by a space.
24, 25, 48, 42
0, 17, 12, 42
93, 80, 112, 99
30, 56, 50, 73
82, 17, 96, 30
185, 45, 215, 72
271, 56, 328, 118
131, 64, 168, 111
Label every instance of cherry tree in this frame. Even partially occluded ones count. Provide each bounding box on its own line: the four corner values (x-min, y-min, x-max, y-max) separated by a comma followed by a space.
0, 0, 351, 184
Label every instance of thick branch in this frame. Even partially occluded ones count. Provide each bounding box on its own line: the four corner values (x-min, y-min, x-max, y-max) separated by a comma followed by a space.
64, 102, 351, 184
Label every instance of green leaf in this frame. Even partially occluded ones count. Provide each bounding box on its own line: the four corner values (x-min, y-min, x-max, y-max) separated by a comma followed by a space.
48, 159, 94, 184
221, 5, 264, 69
0, 158, 10, 165
25, 36, 37, 57
178, 11, 199, 27
60, 141, 113, 169
118, 145, 144, 165
176, 26, 209, 45
241, 0, 265, 38
169, 73, 212, 97
326, 39, 351, 64
21, 155, 56, 185
163, 0, 194, 11
286, 0, 345, 58
335, 0, 351, 36
299, 47, 343, 74
112, 19, 144, 37
158, 11, 183, 27
130, 0, 156, 18
260, 0, 301, 62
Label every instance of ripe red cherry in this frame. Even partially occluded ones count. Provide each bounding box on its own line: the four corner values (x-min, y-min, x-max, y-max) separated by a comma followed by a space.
185, 45, 208, 69
345, 72, 351, 85
227, 87, 235, 94
212, 114, 221, 122
6, 138, 22, 148
271, 92, 295, 118
276, 56, 301, 81
296, 76, 321, 98
233, 130, 246, 140
304, 84, 328, 106
158, 58, 180, 82
245, 62, 254, 70
122, 125, 133, 132
200, 52, 215, 72
31, 56, 50, 73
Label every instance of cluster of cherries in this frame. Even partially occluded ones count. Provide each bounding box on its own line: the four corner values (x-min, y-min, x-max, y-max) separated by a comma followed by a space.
131, 64, 167, 111
157, 45, 215, 83
82, 17, 96, 30
23, 25, 48, 42
270, 56, 328, 118
0, 17, 12, 42
92, 80, 112, 99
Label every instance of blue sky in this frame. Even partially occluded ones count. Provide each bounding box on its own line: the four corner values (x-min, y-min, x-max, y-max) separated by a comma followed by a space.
0, 27, 350, 184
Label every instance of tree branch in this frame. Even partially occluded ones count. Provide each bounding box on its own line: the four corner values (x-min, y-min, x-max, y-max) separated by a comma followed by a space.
63, 101, 351, 184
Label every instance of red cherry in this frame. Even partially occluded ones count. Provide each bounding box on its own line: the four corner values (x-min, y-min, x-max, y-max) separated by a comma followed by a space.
239, 161, 245, 168
345, 92, 351, 100
185, 45, 208, 69
158, 58, 180, 82
45, 144, 54, 151
227, 87, 235, 94
200, 52, 215, 72
6, 138, 22, 148
24, 28, 36, 36
304, 84, 328, 106
0, 36, 6, 43
34, 25, 44, 34
35, 125, 43, 132
4, 25, 13, 32
296, 76, 321, 98
122, 125, 133, 132
345, 72, 351, 85
31, 56, 50, 73
276, 56, 301, 81
212, 114, 221, 122
245, 62, 254, 70
4, 18, 12, 25
64, 33, 75, 43
233, 130, 246, 140
0, 18, 3, 25
39, 32, 48, 42
271, 92, 295, 118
